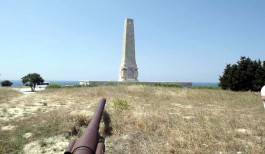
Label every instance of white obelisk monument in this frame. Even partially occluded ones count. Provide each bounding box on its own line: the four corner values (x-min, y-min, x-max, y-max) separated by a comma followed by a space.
119, 18, 138, 81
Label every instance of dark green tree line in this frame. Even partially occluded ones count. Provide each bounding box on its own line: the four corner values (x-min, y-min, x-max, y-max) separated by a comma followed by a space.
219, 56, 265, 91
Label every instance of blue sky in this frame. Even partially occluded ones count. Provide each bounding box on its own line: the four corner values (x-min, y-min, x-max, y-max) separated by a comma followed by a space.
0, 0, 264, 82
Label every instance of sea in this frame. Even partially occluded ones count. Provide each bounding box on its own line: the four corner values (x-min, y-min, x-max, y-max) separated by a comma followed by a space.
192, 82, 219, 87
3, 80, 219, 87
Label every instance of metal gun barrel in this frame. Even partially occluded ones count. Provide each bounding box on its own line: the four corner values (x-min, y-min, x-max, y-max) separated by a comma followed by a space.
65, 98, 106, 154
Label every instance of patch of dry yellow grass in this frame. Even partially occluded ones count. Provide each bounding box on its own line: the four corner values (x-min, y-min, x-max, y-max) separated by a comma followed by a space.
0, 86, 264, 153
0, 87, 22, 104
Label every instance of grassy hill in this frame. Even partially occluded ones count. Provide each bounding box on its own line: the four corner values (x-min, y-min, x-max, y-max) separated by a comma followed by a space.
0, 86, 264, 153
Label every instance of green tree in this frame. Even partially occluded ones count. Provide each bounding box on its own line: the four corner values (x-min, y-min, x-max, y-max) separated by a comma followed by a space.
1, 80, 13, 87
21, 73, 44, 91
219, 56, 265, 91
252, 60, 265, 91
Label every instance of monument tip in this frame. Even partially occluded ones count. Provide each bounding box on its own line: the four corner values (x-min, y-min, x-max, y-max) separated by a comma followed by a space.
125, 18, 134, 21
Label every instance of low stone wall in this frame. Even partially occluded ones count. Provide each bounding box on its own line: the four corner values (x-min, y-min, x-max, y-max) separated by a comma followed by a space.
79, 81, 192, 87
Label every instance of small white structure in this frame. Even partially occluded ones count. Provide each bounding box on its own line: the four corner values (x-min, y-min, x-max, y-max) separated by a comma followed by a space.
261, 85, 265, 110
36, 82, 49, 89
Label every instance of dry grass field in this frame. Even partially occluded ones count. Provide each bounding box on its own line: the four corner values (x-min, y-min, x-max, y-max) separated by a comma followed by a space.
0, 86, 264, 154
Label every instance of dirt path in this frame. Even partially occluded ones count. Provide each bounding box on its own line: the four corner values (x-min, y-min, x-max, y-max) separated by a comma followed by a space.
0, 88, 66, 122
1, 88, 70, 153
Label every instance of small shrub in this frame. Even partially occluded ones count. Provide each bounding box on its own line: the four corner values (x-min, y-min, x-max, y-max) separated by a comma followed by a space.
63, 84, 83, 88
2, 108, 7, 113
1, 80, 13, 87
39, 139, 48, 147
67, 114, 90, 137
73, 84, 82, 87
113, 99, 129, 110
46, 83, 61, 89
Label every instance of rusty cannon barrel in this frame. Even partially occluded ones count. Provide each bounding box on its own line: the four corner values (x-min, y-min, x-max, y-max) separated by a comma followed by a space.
65, 98, 106, 154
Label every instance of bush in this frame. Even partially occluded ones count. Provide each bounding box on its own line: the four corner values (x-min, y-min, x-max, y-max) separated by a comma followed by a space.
219, 56, 265, 91
46, 83, 61, 89
113, 99, 129, 110
63, 84, 82, 88
72, 84, 82, 87
1, 80, 13, 87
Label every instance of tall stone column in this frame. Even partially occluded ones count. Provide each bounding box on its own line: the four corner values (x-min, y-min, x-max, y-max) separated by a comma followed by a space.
119, 18, 138, 81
